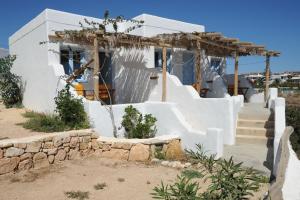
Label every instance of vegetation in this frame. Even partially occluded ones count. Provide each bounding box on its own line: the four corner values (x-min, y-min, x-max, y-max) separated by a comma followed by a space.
94, 182, 107, 190
0, 55, 22, 107
55, 84, 89, 129
20, 85, 89, 132
64, 191, 89, 200
286, 106, 300, 158
121, 105, 157, 139
152, 144, 267, 200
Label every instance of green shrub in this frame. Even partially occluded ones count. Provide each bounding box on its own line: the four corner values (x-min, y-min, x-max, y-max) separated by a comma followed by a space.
21, 112, 65, 132
64, 190, 89, 200
0, 55, 22, 107
54, 84, 89, 129
286, 106, 300, 158
121, 105, 157, 139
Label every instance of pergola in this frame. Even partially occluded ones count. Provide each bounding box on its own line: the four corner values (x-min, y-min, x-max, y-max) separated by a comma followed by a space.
50, 30, 280, 102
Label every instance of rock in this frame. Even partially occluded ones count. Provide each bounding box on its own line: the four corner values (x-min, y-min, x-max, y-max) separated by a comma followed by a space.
151, 158, 161, 164
53, 136, 64, 147
55, 149, 66, 161
102, 144, 111, 151
18, 159, 33, 171
70, 137, 79, 148
165, 140, 184, 160
68, 149, 81, 160
26, 141, 41, 153
112, 142, 132, 150
161, 161, 170, 166
128, 144, 150, 161
46, 148, 58, 155
0, 149, 3, 159
20, 153, 32, 161
170, 161, 184, 169
91, 140, 99, 150
184, 162, 192, 168
0, 157, 20, 174
81, 149, 93, 157
33, 152, 49, 169
64, 147, 70, 153
5, 147, 24, 157
14, 143, 27, 149
83, 136, 91, 143
44, 142, 54, 149
102, 149, 129, 160
63, 136, 71, 143
63, 143, 70, 147
93, 149, 103, 157
48, 155, 55, 164
79, 142, 88, 150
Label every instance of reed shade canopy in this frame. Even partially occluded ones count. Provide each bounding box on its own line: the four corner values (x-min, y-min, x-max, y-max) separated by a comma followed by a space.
50, 30, 280, 101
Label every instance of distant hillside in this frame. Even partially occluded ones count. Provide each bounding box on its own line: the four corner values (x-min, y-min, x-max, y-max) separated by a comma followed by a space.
0, 48, 9, 58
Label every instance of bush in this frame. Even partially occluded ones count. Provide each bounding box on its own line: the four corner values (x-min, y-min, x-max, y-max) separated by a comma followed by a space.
21, 112, 65, 132
121, 105, 157, 139
0, 55, 22, 107
286, 106, 300, 158
54, 84, 89, 129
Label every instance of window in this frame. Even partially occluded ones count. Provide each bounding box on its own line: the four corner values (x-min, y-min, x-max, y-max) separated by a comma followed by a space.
154, 48, 172, 72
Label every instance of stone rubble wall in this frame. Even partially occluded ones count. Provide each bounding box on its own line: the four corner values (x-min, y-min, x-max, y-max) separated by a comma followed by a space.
0, 130, 183, 175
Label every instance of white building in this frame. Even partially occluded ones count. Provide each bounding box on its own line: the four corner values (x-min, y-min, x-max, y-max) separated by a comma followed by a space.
9, 9, 246, 157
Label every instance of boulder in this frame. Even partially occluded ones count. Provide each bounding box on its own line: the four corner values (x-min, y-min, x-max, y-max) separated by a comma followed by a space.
91, 140, 99, 150
79, 142, 88, 150
46, 148, 58, 155
48, 155, 55, 164
33, 152, 49, 169
102, 149, 129, 160
55, 149, 66, 161
14, 143, 27, 149
20, 153, 32, 161
128, 144, 150, 161
165, 140, 184, 160
53, 136, 64, 147
26, 141, 41, 153
44, 142, 54, 149
18, 159, 33, 171
68, 149, 81, 160
112, 142, 132, 150
5, 147, 24, 157
70, 137, 79, 148
0, 157, 20, 175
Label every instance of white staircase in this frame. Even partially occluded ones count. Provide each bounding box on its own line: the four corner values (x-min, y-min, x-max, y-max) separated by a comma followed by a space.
236, 103, 274, 146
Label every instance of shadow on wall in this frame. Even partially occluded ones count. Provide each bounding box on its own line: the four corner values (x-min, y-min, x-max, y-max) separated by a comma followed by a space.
112, 48, 158, 104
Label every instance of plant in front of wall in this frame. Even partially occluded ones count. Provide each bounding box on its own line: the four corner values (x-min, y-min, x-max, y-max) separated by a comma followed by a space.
54, 84, 89, 129
0, 55, 23, 107
121, 105, 157, 139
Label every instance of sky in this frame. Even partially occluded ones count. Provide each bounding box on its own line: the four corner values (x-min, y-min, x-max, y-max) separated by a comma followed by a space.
0, 0, 299, 73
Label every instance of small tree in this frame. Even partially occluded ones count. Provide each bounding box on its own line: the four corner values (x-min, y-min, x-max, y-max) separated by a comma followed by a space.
121, 105, 157, 139
0, 55, 22, 107
54, 84, 89, 129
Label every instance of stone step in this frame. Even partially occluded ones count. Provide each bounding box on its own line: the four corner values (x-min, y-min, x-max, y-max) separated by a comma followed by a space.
238, 113, 274, 121
238, 119, 274, 129
236, 127, 274, 137
236, 135, 273, 146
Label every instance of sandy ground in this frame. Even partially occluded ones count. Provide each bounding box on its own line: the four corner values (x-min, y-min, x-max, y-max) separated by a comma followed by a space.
0, 157, 180, 200
0, 156, 268, 200
0, 103, 43, 139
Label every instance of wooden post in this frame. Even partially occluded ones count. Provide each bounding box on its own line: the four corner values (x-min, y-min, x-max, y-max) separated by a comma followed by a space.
162, 46, 167, 102
234, 52, 239, 96
194, 49, 201, 94
93, 36, 100, 100
264, 54, 270, 102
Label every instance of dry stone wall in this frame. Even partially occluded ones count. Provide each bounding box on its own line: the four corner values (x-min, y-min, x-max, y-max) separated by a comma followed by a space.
0, 130, 183, 175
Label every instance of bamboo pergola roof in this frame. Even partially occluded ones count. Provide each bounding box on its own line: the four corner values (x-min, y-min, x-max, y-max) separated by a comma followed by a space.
50, 30, 280, 58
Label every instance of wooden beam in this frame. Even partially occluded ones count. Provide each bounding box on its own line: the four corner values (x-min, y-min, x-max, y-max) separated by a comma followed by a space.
162, 47, 167, 102
194, 49, 201, 93
93, 36, 100, 100
66, 59, 94, 83
264, 54, 270, 102
234, 52, 239, 96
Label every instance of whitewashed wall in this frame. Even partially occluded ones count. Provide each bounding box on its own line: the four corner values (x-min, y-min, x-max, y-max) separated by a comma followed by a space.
148, 73, 241, 145
85, 100, 223, 157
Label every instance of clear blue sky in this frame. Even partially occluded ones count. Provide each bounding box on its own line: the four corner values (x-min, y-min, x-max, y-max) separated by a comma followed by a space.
1, 0, 299, 73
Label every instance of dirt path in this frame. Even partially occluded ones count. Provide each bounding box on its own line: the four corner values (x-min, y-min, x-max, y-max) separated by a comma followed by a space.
0, 104, 43, 139
0, 157, 179, 200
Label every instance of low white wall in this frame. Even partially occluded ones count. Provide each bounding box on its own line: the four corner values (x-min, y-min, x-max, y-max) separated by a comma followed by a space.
148, 74, 241, 145
84, 101, 223, 157
282, 138, 300, 200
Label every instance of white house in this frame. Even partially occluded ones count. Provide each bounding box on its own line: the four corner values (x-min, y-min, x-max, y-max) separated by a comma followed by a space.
9, 9, 245, 157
